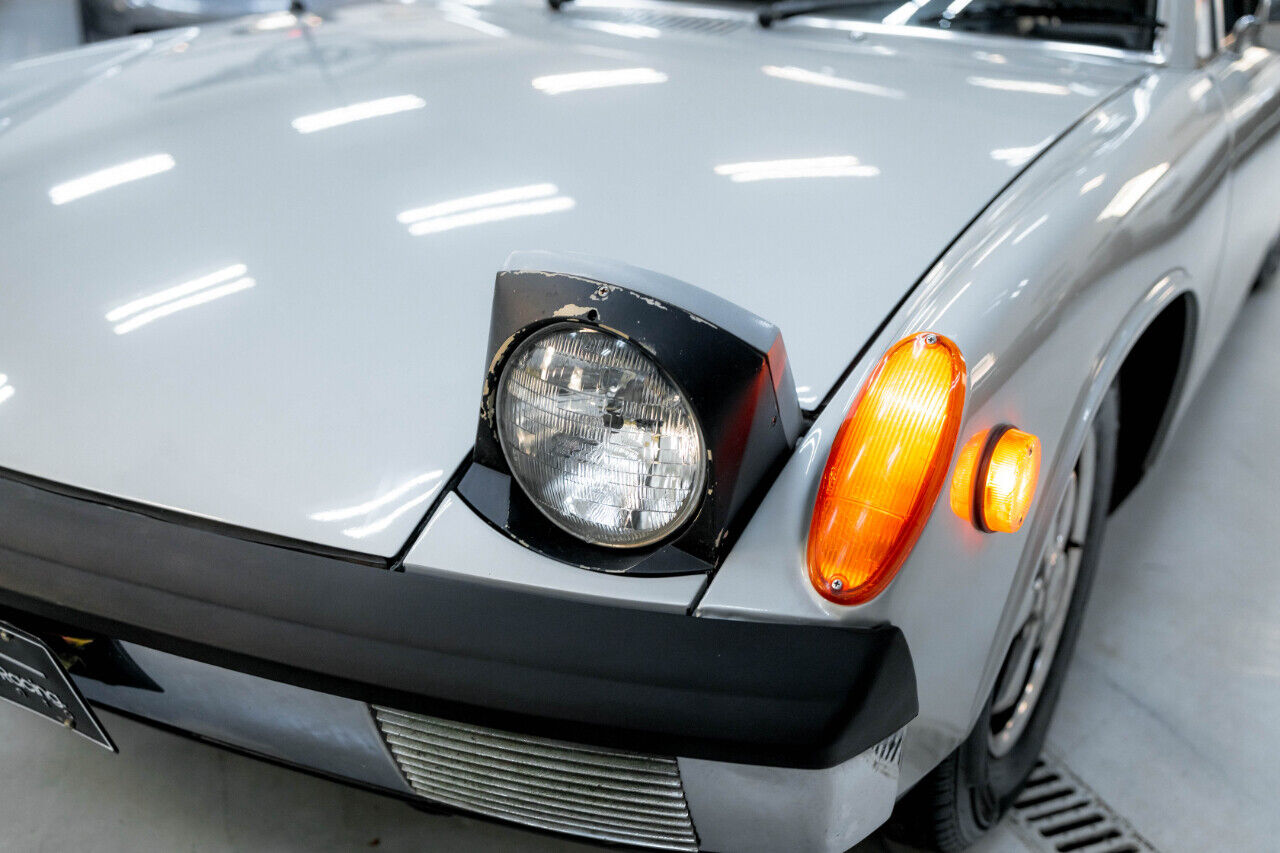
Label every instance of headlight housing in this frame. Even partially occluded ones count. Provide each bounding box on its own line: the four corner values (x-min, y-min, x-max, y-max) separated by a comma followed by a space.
462, 252, 802, 575
496, 325, 706, 548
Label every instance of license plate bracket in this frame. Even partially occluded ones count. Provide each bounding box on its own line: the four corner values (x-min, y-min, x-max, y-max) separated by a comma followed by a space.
0, 621, 115, 751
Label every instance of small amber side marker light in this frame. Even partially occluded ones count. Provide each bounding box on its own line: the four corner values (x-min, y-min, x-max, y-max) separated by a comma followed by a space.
807, 332, 967, 605
951, 425, 1041, 533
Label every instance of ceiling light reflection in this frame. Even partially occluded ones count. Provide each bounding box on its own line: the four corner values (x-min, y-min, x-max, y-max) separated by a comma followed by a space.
342, 480, 446, 539
408, 196, 575, 235
762, 65, 904, 99
580, 21, 661, 38
49, 154, 175, 205
1098, 163, 1168, 221
106, 263, 247, 323
795, 385, 820, 406
990, 143, 1046, 166
1233, 46, 1271, 72
532, 68, 667, 95
883, 1, 924, 24
1080, 173, 1105, 194
970, 352, 996, 384
968, 76, 1072, 96
398, 183, 557, 224
0, 375, 12, 406
311, 470, 444, 522
112, 275, 255, 335
253, 11, 297, 30
1012, 214, 1048, 245
714, 156, 879, 182
291, 94, 424, 134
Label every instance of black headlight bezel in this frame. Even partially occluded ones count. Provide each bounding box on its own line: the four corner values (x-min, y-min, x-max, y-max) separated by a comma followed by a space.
458, 252, 803, 576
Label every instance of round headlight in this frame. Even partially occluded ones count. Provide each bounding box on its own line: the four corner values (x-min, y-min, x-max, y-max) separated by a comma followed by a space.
496, 325, 706, 548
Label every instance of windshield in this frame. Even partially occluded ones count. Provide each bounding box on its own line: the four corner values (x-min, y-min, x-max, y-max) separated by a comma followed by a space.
754, 0, 1161, 52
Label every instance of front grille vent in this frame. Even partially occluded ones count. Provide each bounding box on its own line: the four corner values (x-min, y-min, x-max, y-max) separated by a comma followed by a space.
373, 706, 699, 851
1010, 757, 1157, 853
573, 8, 745, 36
871, 730, 903, 767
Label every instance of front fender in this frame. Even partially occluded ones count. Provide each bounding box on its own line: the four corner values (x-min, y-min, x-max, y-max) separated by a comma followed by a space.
697, 68, 1234, 788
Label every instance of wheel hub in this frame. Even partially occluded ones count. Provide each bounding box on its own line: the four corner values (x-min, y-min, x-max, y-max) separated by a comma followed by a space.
988, 427, 1096, 757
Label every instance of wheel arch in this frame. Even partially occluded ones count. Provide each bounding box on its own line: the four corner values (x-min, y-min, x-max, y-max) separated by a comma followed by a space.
1110, 289, 1199, 509
968, 272, 1198, 733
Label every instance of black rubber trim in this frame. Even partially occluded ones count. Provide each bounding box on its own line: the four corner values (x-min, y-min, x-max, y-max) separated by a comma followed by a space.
0, 469, 917, 769
971, 424, 1013, 534
0, 465, 388, 569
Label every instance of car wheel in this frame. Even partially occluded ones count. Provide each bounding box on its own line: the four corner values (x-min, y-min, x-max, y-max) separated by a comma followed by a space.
886, 385, 1118, 852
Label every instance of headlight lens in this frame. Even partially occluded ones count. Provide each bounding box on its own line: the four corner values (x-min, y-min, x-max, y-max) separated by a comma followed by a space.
496, 325, 706, 548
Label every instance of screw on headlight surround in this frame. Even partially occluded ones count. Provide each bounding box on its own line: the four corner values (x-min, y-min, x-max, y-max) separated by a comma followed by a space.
808, 333, 967, 605
495, 324, 707, 549
460, 252, 804, 575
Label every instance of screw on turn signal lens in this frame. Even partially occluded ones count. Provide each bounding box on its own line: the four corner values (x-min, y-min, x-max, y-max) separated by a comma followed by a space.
950, 425, 1041, 533
807, 333, 967, 605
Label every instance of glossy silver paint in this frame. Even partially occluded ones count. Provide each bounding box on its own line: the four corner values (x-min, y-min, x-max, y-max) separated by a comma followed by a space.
74, 641, 412, 793
679, 730, 904, 853
403, 492, 707, 611
698, 16, 1280, 796
0, 1, 1138, 555
5, 2, 1280, 851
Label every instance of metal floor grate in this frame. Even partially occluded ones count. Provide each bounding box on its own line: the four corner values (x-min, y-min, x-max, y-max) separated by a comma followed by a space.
1009, 756, 1158, 853
373, 706, 699, 851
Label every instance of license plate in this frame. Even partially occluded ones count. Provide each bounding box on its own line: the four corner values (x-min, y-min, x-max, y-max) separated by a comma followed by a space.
0, 622, 115, 751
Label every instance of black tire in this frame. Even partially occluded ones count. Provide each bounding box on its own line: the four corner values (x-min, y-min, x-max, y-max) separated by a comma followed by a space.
885, 385, 1119, 852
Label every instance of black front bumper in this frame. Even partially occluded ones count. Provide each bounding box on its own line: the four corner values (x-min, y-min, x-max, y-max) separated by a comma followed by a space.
0, 467, 916, 769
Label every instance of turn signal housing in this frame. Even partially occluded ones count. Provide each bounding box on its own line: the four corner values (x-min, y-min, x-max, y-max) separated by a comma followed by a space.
951, 425, 1040, 533
807, 333, 967, 605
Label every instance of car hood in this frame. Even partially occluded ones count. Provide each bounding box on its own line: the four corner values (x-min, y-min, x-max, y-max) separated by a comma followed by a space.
0, 2, 1139, 555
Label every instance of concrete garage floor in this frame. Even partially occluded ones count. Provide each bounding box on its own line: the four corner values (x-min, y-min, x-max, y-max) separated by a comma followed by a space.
1, 6, 1277, 851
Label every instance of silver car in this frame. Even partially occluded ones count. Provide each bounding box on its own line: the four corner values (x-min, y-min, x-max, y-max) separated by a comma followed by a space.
0, 0, 1277, 851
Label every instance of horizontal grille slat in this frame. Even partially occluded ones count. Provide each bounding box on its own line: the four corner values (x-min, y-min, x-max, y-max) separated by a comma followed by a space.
374, 706, 698, 851
401, 770, 690, 833
410, 782, 700, 850
379, 719, 681, 782
377, 710, 679, 775
392, 751, 691, 812
382, 731, 685, 797
573, 7, 745, 36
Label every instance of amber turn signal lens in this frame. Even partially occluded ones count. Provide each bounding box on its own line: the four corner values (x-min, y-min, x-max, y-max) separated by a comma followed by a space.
950, 426, 1041, 533
807, 333, 967, 605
